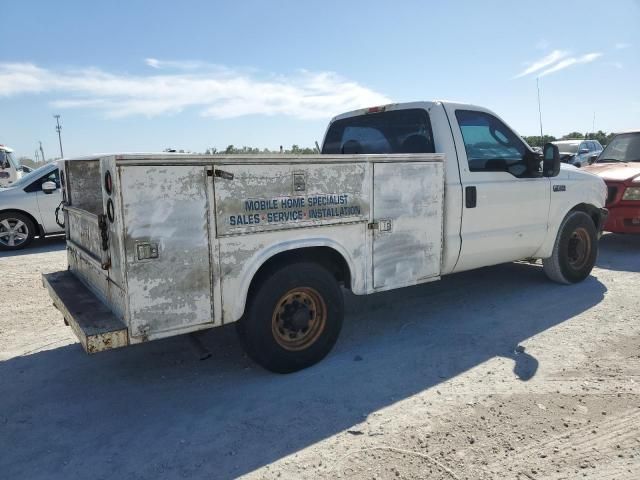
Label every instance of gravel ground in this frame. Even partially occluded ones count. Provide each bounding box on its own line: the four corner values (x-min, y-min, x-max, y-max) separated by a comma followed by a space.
1, 233, 639, 479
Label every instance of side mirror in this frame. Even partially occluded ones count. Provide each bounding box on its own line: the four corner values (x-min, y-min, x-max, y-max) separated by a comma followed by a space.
41, 181, 57, 194
543, 143, 560, 177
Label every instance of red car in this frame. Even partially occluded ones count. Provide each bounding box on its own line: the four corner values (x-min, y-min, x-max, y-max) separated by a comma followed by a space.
584, 130, 640, 233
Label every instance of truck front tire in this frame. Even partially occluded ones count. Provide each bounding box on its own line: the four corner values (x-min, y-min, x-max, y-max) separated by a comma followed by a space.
237, 262, 344, 373
543, 211, 598, 284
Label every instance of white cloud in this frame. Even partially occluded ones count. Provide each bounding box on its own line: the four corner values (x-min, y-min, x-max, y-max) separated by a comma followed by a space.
144, 58, 213, 70
538, 52, 602, 77
513, 50, 569, 78
514, 50, 602, 79
0, 61, 391, 119
615, 42, 631, 49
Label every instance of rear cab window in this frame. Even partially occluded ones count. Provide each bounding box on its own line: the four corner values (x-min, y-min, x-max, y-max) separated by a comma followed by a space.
322, 109, 435, 154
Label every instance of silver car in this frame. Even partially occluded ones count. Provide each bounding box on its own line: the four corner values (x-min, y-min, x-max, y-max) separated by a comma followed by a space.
0, 163, 63, 250
552, 139, 603, 167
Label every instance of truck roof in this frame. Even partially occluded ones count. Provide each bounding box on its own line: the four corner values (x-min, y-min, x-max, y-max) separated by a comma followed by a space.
328, 100, 482, 123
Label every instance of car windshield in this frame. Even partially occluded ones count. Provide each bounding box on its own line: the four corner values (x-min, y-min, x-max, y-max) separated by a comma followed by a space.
7, 163, 55, 187
597, 133, 640, 163
553, 142, 579, 154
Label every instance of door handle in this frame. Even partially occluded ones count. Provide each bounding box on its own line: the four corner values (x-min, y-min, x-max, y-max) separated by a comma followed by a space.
465, 186, 477, 208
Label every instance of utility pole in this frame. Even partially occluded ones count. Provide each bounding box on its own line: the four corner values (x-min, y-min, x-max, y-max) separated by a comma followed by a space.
54, 114, 64, 158
34, 150, 40, 162
39, 141, 46, 163
536, 77, 544, 145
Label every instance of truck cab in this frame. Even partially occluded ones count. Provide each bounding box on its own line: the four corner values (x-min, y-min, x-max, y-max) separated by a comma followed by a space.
322, 101, 608, 276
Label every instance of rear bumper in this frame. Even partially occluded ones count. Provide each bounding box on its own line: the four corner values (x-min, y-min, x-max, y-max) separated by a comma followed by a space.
42, 270, 128, 353
604, 205, 640, 233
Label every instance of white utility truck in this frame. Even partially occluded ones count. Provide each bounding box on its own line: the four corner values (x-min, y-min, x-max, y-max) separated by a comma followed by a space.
43, 101, 608, 373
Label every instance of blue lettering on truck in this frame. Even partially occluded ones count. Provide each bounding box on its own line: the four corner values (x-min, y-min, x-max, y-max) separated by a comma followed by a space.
229, 194, 360, 227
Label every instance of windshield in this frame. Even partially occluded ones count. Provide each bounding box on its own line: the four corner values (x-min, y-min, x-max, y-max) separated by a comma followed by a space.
553, 142, 579, 154
597, 133, 640, 163
8, 163, 56, 187
0, 150, 19, 169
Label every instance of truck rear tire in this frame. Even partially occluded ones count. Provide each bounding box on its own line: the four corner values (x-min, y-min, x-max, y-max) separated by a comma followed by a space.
543, 211, 598, 284
237, 262, 344, 373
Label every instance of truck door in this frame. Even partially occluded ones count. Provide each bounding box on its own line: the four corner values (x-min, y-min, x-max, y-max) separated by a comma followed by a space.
445, 107, 550, 272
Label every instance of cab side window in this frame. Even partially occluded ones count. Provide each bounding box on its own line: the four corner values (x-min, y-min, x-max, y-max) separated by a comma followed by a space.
455, 110, 528, 177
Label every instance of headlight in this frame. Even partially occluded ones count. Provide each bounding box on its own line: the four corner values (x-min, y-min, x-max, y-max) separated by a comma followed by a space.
622, 187, 640, 201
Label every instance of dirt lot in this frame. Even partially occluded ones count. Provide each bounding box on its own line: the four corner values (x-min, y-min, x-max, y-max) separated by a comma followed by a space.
1, 234, 639, 479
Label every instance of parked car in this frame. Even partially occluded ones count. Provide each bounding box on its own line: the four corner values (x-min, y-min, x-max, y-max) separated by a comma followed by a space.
0, 162, 63, 250
552, 139, 603, 167
584, 130, 640, 233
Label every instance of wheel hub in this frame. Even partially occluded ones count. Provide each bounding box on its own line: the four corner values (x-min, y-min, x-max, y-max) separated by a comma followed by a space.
567, 227, 591, 270
286, 301, 312, 331
272, 287, 327, 351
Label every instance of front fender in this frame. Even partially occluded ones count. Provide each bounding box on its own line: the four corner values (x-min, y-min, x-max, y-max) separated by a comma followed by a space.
533, 171, 606, 258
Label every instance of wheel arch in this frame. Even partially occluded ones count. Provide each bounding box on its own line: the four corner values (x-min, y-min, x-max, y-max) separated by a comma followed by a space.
569, 203, 602, 231
534, 203, 601, 259
224, 239, 355, 323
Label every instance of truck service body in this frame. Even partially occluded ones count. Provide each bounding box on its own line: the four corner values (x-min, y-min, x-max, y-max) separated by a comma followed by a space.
43, 101, 608, 372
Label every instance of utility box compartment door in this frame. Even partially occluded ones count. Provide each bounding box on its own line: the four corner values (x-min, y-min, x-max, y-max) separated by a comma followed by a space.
119, 165, 214, 338
372, 161, 444, 290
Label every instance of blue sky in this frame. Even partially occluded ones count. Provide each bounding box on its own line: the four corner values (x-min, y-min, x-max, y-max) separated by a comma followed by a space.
1, 0, 639, 159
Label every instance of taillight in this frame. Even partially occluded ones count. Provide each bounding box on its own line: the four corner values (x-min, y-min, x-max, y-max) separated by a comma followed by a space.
104, 170, 112, 195
367, 105, 386, 114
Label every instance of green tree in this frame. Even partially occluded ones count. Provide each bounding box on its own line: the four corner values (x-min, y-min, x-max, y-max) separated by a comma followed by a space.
561, 132, 584, 140
585, 130, 615, 146
522, 135, 557, 148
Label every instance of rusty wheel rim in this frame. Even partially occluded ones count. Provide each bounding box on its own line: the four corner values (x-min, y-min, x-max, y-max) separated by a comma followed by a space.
271, 287, 327, 351
567, 227, 591, 270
